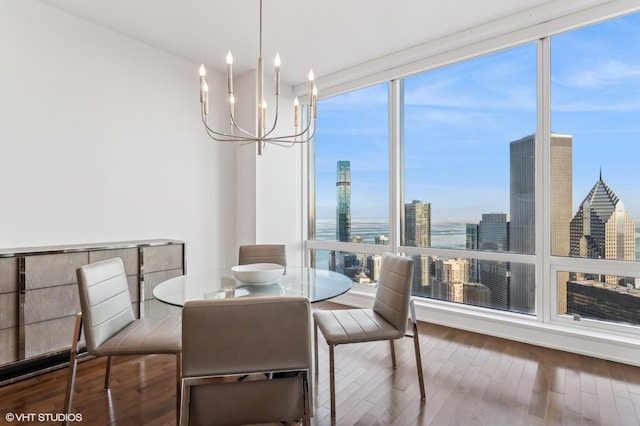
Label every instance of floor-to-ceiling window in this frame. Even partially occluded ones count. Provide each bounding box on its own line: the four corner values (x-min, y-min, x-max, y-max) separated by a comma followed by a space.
307, 9, 640, 340
402, 44, 537, 314
550, 12, 640, 330
310, 83, 389, 285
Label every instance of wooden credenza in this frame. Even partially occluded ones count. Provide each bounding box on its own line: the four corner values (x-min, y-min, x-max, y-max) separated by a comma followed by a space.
0, 239, 185, 384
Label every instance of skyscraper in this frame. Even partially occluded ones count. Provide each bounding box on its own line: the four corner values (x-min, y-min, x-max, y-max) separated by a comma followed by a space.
405, 200, 431, 295
331, 161, 352, 275
566, 172, 639, 324
509, 134, 572, 314
478, 212, 510, 309
479, 213, 509, 252
375, 234, 389, 245
465, 224, 479, 282
336, 160, 351, 243
569, 172, 636, 285
405, 200, 431, 247
432, 258, 469, 303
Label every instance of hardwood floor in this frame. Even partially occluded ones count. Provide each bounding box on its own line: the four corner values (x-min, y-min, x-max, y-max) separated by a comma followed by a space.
1, 301, 640, 425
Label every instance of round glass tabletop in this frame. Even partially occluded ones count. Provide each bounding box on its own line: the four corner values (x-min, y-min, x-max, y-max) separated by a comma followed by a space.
153, 266, 353, 306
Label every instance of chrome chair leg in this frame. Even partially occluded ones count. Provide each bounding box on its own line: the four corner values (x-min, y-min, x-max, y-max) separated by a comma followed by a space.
64, 313, 83, 418
176, 353, 182, 422
179, 378, 190, 426
389, 340, 397, 368
302, 372, 311, 426
329, 345, 336, 418
409, 300, 425, 400
413, 327, 425, 400
104, 356, 113, 390
314, 322, 319, 377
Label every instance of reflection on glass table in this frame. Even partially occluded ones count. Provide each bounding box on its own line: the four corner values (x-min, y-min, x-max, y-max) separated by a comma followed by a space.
152, 266, 353, 306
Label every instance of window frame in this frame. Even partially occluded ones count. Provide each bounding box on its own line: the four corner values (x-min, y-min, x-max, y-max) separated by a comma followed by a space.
305, 7, 640, 341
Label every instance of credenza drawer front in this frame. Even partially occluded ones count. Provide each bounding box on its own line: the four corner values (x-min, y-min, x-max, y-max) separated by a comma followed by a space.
0, 257, 18, 294
25, 252, 89, 290
24, 284, 80, 325
0, 328, 18, 364
0, 292, 18, 329
89, 248, 139, 276
25, 316, 77, 359
143, 245, 183, 273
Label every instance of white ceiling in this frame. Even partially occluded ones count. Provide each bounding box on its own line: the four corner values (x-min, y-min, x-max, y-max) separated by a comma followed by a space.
35, 0, 597, 87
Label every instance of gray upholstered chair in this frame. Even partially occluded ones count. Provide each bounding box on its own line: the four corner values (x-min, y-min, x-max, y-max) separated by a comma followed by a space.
238, 244, 287, 268
63, 257, 182, 418
313, 252, 426, 417
180, 296, 311, 426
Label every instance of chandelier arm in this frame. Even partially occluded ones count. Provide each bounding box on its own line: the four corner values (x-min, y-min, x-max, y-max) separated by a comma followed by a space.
228, 108, 261, 140
264, 123, 316, 144
264, 109, 314, 141
265, 140, 297, 148
201, 115, 260, 142
205, 127, 255, 143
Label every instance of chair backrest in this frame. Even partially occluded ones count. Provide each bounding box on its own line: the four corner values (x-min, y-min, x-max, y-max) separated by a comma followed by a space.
373, 253, 414, 333
238, 244, 287, 267
76, 257, 135, 353
181, 296, 311, 425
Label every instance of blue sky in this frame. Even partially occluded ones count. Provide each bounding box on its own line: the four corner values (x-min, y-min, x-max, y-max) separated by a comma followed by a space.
314, 12, 640, 224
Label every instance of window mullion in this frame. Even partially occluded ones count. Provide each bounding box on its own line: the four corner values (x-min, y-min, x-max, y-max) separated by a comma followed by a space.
389, 79, 403, 254
537, 37, 551, 324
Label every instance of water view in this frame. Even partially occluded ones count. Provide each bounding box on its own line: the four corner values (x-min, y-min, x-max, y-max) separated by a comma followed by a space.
315, 218, 640, 259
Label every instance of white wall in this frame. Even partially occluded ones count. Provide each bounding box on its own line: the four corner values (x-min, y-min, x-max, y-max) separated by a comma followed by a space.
232, 65, 306, 267
0, 0, 237, 274
255, 81, 305, 267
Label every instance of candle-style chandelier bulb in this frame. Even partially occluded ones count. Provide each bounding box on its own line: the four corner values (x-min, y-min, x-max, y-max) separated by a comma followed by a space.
198, 0, 317, 155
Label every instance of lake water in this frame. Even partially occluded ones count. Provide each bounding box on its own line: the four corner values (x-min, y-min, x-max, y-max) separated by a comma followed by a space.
314, 218, 640, 261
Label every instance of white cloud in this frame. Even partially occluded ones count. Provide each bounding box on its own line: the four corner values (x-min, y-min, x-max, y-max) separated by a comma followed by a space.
559, 60, 640, 90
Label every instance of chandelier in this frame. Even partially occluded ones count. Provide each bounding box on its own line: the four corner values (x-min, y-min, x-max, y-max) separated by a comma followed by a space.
198, 0, 317, 155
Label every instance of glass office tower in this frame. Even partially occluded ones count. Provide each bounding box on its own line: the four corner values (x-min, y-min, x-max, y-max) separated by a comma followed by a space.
405, 200, 431, 295
509, 134, 573, 314
336, 161, 351, 243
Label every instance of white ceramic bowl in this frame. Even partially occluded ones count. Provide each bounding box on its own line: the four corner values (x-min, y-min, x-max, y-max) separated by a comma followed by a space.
231, 263, 285, 284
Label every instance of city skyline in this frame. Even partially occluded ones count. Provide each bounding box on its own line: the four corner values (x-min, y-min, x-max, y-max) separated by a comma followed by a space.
321, 123, 638, 321
314, 12, 640, 224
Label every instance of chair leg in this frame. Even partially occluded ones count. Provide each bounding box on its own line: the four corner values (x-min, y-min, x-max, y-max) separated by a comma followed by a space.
412, 323, 426, 400
179, 379, 189, 426
409, 299, 426, 400
329, 345, 336, 418
389, 339, 397, 368
314, 321, 319, 376
176, 353, 182, 425
64, 313, 83, 417
302, 372, 311, 426
104, 356, 113, 390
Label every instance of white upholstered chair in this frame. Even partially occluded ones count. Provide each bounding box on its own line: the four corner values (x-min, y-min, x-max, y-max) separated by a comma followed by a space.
313, 252, 426, 417
180, 296, 312, 425
238, 244, 287, 268
63, 257, 182, 419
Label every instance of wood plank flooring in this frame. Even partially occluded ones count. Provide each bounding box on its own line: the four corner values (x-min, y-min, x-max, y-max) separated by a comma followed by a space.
1, 301, 640, 425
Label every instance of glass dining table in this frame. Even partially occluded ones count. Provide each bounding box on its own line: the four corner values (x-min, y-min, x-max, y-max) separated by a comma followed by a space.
152, 266, 353, 306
